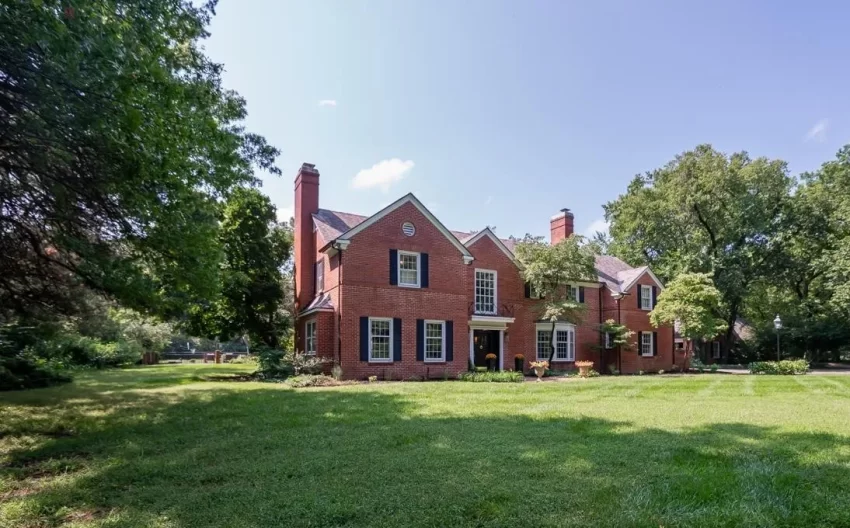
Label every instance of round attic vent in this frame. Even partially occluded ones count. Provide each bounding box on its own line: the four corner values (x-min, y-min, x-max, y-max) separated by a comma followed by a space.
402, 222, 416, 237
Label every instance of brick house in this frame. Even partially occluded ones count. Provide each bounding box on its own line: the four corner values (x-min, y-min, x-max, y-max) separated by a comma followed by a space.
293, 163, 675, 379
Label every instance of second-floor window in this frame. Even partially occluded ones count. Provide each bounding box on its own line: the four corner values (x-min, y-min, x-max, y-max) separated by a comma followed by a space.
315, 259, 324, 294
640, 285, 652, 310
568, 284, 580, 302
398, 251, 420, 287
474, 269, 496, 314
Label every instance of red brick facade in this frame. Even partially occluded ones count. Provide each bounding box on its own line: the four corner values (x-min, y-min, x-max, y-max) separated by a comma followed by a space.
293, 164, 674, 379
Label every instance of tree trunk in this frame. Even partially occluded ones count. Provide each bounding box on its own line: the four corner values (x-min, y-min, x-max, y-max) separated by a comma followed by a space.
547, 321, 557, 364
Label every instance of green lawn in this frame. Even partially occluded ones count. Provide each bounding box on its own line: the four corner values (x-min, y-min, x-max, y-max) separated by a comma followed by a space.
2, 366, 850, 527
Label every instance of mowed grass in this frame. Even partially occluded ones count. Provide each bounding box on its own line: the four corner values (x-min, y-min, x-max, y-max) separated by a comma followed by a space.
2, 367, 850, 527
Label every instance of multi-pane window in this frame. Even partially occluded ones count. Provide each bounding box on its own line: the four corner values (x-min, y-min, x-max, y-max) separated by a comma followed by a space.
641, 332, 654, 357
555, 329, 575, 361
305, 321, 317, 355
605, 332, 614, 349
537, 327, 575, 361
712, 342, 721, 359
475, 269, 496, 314
536, 331, 552, 361
398, 251, 420, 287
568, 285, 580, 302
424, 321, 445, 362
314, 260, 324, 294
369, 318, 392, 361
640, 285, 652, 310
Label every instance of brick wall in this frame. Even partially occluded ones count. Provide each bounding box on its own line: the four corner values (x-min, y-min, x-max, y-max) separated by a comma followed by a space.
613, 275, 675, 374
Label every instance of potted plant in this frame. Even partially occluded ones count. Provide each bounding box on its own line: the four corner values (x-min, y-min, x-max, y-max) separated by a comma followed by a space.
529, 360, 549, 381
514, 354, 525, 373
576, 360, 594, 378
485, 353, 497, 371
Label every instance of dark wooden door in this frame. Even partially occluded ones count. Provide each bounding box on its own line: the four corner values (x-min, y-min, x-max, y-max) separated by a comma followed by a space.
473, 330, 499, 367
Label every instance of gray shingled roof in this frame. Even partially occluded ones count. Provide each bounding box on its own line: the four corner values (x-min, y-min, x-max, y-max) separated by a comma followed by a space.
312, 208, 640, 291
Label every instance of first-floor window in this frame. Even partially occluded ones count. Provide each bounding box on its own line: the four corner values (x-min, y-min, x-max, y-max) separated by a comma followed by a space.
424, 320, 445, 362
537, 325, 575, 361
712, 341, 721, 359
369, 318, 392, 362
536, 331, 551, 361
605, 332, 614, 349
305, 320, 317, 355
641, 332, 654, 357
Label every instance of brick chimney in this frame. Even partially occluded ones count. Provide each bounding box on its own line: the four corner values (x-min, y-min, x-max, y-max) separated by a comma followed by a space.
550, 208, 575, 244
294, 163, 320, 313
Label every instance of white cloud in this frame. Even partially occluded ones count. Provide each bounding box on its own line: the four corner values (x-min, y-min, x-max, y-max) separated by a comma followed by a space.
584, 218, 609, 238
276, 205, 294, 223
351, 158, 415, 192
318, 99, 337, 107
805, 118, 829, 142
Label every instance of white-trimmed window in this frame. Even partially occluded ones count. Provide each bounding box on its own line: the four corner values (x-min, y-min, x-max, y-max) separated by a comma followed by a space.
369, 318, 393, 362
315, 260, 324, 294
474, 269, 497, 314
424, 320, 445, 362
641, 332, 654, 357
536, 331, 552, 361
640, 285, 652, 310
305, 320, 317, 355
605, 332, 614, 349
398, 251, 420, 287
537, 324, 575, 361
712, 341, 721, 359
568, 284, 580, 302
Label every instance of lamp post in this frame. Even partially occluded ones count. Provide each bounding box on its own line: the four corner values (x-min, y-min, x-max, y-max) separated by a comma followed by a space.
773, 315, 782, 361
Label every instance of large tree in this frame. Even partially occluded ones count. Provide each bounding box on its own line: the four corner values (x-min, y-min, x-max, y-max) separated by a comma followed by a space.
187, 188, 292, 349
0, 0, 279, 319
515, 235, 597, 363
604, 145, 792, 358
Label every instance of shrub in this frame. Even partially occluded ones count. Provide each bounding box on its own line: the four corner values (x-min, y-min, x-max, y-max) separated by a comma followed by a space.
0, 351, 71, 391
658, 369, 665, 375
457, 371, 524, 383
286, 375, 351, 388
368, 375, 378, 383
691, 357, 706, 373
405, 375, 424, 382
749, 360, 809, 375
585, 369, 600, 378
230, 355, 259, 365
710, 363, 719, 373
670, 364, 681, 373
545, 369, 577, 378
331, 364, 343, 380
607, 365, 620, 376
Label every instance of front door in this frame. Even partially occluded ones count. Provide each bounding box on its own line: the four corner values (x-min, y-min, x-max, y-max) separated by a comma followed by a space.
473, 329, 500, 369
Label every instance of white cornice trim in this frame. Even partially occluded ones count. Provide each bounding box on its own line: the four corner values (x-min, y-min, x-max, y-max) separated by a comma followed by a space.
620, 267, 665, 293
463, 228, 519, 267
335, 193, 472, 259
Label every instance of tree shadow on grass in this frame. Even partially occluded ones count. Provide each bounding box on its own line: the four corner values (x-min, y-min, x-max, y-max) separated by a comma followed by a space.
2, 385, 850, 528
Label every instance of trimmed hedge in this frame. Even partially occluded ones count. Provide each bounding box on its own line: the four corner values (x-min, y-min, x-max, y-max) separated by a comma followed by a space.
748, 360, 809, 375
457, 371, 524, 383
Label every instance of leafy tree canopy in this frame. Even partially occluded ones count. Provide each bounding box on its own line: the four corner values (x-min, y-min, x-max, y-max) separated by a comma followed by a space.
650, 272, 727, 342
0, 0, 279, 319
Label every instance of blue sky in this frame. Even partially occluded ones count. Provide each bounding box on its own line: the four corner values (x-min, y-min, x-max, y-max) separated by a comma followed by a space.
205, 1, 850, 239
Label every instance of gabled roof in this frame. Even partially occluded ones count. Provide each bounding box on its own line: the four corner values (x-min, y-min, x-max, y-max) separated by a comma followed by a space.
300, 292, 334, 316
312, 200, 661, 292
463, 228, 518, 265
316, 194, 472, 259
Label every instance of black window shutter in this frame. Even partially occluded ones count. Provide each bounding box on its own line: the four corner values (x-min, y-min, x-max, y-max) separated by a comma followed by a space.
393, 318, 402, 361
653, 331, 659, 356
637, 331, 643, 354
524, 282, 531, 298
446, 321, 454, 361
359, 317, 369, 361
637, 287, 642, 308
416, 319, 424, 361
421, 253, 429, 288
652, 286, 657, 308
579, 286, 585, 303
389, 249, 398, 285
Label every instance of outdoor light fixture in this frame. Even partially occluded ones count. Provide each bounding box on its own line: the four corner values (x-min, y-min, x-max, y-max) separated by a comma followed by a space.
773, 315, 782, 361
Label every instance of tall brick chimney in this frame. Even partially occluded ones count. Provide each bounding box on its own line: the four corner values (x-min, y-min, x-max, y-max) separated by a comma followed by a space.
294, 163, 320, 313
550, 208, 575, 244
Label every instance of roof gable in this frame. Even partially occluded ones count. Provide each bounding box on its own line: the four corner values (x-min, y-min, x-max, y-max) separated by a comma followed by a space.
620, 266, 665, 293
336, 194, 472, 259
464, 228, 519, 266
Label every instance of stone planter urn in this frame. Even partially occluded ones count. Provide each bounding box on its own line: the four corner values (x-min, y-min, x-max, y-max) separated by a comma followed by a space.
576, 360, 594, 378
530, 360, 549, 382
485, 353, 497, 372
